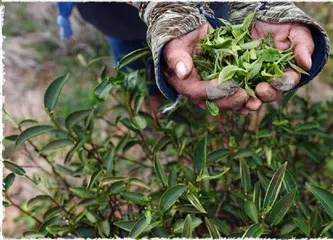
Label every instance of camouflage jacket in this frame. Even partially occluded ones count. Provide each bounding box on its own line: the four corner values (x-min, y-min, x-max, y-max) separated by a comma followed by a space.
134, 2, 330, 101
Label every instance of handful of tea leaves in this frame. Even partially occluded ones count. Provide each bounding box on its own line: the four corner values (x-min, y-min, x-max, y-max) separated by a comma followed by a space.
193, 12, 308, 116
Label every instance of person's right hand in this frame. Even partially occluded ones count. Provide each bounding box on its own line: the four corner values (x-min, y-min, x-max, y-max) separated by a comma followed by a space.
163, 22, 256, 115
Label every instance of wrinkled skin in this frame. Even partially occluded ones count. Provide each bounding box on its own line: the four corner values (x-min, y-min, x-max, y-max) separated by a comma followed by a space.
163, 20, 314, 115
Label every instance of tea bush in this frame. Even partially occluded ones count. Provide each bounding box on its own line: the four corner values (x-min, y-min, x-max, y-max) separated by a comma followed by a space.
3, 49, 333, 238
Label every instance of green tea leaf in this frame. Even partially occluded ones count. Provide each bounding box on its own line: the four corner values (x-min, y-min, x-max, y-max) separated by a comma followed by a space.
206, 100, 219, 116
186, 193, 207, 213
263, 162, 287, 211
240, 159, 252, 193
130, 115, 147, 130
100, 177, 128, 186
98, 219, 111, 237
117, 48, 151, 70
194, 136, 207, 175
261, 48, 282, 62
114, 220, 135, 232
242, 223, 264, 238
27, 195, 51, 207
242, 12, 256, 31
173, 216, 202, 233
240, 39, 261, 49
205, 217, 221, 239
40, 139, 73, 153
219, 65, 246, 83
4, 173, 15, 192
4, 160, 26, 176
65, 108, 94, 129
283, 170, 299, 201
94, 78, 112, 101
244, 200, 258, 223
23, 231, 45, 238
44, 74, 69, 115
15, 125, 54, 148
43, 206, 61, 221
19, 119, 39, 128
168, 165, 177, 187
293, 216, 310, 236
128, 214, 151, 238
182, 214, 192, 238
267, 191, 296, 225
288, 61, 309, 75
245, 84, 256, 98
160, 185, 187, 212
307, 184, 333, 220
120, 192, 146, 205
154, 157, 168, 187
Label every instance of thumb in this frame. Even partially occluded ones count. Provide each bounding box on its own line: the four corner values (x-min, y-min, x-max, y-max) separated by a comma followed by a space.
163, 38, 194, 80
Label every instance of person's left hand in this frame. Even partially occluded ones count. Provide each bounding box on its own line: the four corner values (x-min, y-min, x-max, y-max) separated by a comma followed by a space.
240, 20, 315, 114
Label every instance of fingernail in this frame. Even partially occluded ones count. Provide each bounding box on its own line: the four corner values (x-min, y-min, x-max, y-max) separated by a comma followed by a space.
307, 56, 312, 69
176, 61, 188, 80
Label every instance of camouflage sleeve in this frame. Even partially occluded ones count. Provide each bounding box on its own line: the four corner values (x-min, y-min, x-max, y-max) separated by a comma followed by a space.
229, 2, 330, 89
132, 2, 214, 100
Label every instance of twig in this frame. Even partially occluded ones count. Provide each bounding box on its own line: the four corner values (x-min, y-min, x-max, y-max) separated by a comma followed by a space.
215, 192, 228, 217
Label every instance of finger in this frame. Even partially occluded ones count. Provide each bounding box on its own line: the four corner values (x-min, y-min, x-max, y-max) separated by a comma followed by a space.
270, 68, 301, 92
238, 107, 250, 116
290, 24, 314, 71
246, 97, 262, 111
215, 88, 249, 111
255, 82, 282, 102
163, 39, 194, 80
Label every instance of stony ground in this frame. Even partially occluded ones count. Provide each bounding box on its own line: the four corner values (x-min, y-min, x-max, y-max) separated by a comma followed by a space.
2, 2, 333, 238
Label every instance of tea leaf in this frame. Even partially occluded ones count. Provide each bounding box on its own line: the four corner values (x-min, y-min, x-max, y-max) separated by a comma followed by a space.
4, 173, 15, 192
307, 184, 333, 220
242, 12, 256, 31
94, 78, 112, 101
288, 61, 309, 75
128, 214, 151, 238
261, 48, 282, 62
206, 100, 219, 116
4, 160, 26, 176
154, 157, 168, 187
15, 125, 54, 148
130, 115, 146, 130
293, 216, 310, 236
182, 214, 192, 238
242, 223, 264, 238
160, 185, 187, 211
267, 191, 296, 225
194, 136, 207, 175
263, 162, 287, 211
240, 39, 261, 50
44, 74, 69, 115
240, 159, 252, 193
219, 65, 246, 83
244, 200, 258, 223
65, 108, 94, 129
23, 231, 45, 238
117, 48, 151, 70
27, 195, 51, 207
205, 217, 221, 239
186, 193, 207, 213
40, 139, 74, 153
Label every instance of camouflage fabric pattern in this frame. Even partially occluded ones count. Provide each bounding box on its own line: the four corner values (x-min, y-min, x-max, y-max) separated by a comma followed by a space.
133, 2, 214, 99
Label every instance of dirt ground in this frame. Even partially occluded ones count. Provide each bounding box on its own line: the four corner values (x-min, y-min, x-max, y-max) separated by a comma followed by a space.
2, 2, 333, 238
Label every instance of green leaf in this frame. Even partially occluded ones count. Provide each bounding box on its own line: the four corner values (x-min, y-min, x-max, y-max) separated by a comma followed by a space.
273, 62, 284, 77
288, 61, 309, 75
245, 84, 256, 98
114, 220, 135, 232
194, 136, 207, 175
283, 170, 299, 201
4, 173, 15, 192
153, 136, 172, 152
207, 149, 229, 164
117, 47, 151, 70
94, 78, 112, 101
205, 217, 221, 239
198, 167, 230, 181
46, 224, 71, 234
85, 211, 98, 223
87, 170, 102, 189
253, 182, 262, 212
240, 39, 261, 49
19, 119, 39, 128
242, 223, 264, 238
103, 148, 114, 173
120, 191, 146, 205
168, 165, 177, 187
219, 65, 246, 83
182, 214, 192, 238
242, 12, 255, 30
128, 214, 151, 238
100, 176, 129, 186
160, 185, 187, 212
134, 94, 145, 114
88, 56, 112, 67
98, 219, 111, 237
244, 200, 258, 223
65, 108, 94, 129
40, 138, 74, 153
44, 74, 69, 115
261, 48, 282, 62
173, 217, 202, 233
129, 178, 150, 190
247, 58, 262, 80
43, 206, 61, 221
307, 184, 333, 220
27, 195, 51, 207
263, 162, 287, 211
3, 135, 19, 142
4, 160, 26, 176
130, 115, 146, 130
154, 157, 168, 187
240, 159, 252, 193
206, 100, 219, 116
265, 32, 274, 47
15, 125, 54, 148
293, 216, 310, 236
267, 191, 296, 225
23, 231, 45, 238
186, 193, 207, 213
69, 187, 87, 198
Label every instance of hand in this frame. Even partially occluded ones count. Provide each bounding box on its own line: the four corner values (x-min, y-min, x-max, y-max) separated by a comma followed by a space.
250, 20, 315, 106
163, 22, 250, 114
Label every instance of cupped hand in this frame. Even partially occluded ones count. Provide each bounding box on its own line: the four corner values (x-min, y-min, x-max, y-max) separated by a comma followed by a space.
163, 22, 250, 114
250, 20, 314, 105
